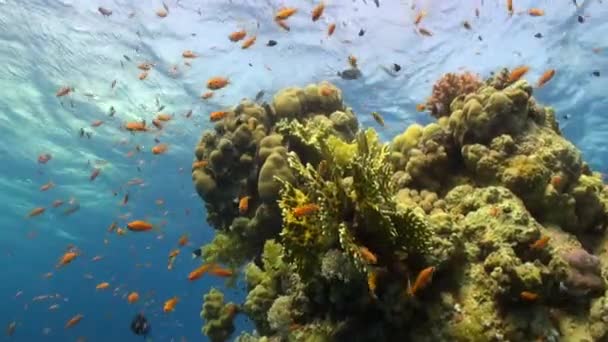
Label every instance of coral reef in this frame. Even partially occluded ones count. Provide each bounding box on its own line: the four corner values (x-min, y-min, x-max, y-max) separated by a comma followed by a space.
193, 70, 608, 341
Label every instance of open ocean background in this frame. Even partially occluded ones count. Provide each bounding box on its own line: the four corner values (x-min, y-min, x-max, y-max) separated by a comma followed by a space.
0, 0, 606, 341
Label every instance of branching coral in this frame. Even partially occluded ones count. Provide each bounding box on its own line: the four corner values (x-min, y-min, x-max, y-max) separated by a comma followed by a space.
201, 288, 238, 342
425, 71, 483, 118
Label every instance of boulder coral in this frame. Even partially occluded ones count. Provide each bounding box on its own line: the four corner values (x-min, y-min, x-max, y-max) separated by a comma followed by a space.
193, 70, 608, 341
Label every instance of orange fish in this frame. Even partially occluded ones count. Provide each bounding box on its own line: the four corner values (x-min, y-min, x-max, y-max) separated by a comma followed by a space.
127, 220, 154, 232
275, 19, 290, 32
520, 291, 539, 301
65, 314, 83, 329
275, 7, 297, 20
96, 282, 110, 290
91, 120, 104, 127
210, 111, 228, 122
407, 266, 435, 296
52, 200, 64, 208
169, 249, 180, 258
348, 55, 357, 68
178, 234, 189, 246
201, 91, 214, 100
228, 29, 247, 42
56, 86, 72, 97
507, 0, 513, 15
207, 77, 229, 90
28, 207, 46, 217
312, 2, 324, 21
242, 36, 256, 49
416, 103, 426, 112
192, 160, 208, 169
530, 235, 550, 250
528, 8, 544, 16
57, 251, 78, 268
116, 228, 126, 236
125, 121, 147, 132
208, 266, 233, 278
137, 62, 153, 71
163, 297, 179, 312
40, 182, 55, 192
127, 292, 139, 304
327, 23, 336, 36
188, 263, 216, 281
359, 246, 377, 265
509, 66, 530, 82
414, 10, 427, 25
156, 9, 168, 18
182, 50, 197, 58
239, 196, 250, 214
156, 113, 172, 121
537, 69, 555, 87
293, 203, 320, 218
107, 222, 117, 232
320, 86, 335, 97
152, 143, 169, 155
138, 71, 149, 80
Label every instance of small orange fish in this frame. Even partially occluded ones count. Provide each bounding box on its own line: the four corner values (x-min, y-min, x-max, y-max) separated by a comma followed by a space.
530, 235, 550, 250
156, 113, 172, 121
57, 251, 78, 268
207, 77, 229, 90
210, 111, 228, 122
116, 228, 126, 236
208, 266, 233, 278
56, 86, 72, 97
228, 30, 247, 42
407, 266, 435, 296
28, 207, 46, 217
192, 160, 208, 169
127, 292, 139, 304
188, 263, 216, 281
163, 297, 179, 312
65, 314, 83, 329
416, 103, 426, 112
96, 282, 110, 290
275, 7, 297, 20
293, 203, 320, 218
127, 220, 154, 232
414, 10, 427, 25
138, 71, 149, 80
238, 196, 250, 214
182, 50, 197, 58
40, 182, 55, 192
137, 62, 154, 71
201, 91, 214, 100
52, 200, 64, 208
125, 121, 147, 132
107, 222, 117, 232
152, 143, 169, 155
509, 66, 530, 82
242, 36, 256, 49
418, 28, 433, 36
312, 2, 324, 21
507, 0, 513, 16
275, 19, 290, 31
359, 246, 378, 265
537, 69, 555, 87
156, 9, 168, 18
327, 23, 336, 36
155, 199, 165, 206
91, 120, 104, 127
348, 55, 357, 68
178, 234, 189, 246
528, 8, 544, 16
520, 291, 539, 301
169, 249, 180, 259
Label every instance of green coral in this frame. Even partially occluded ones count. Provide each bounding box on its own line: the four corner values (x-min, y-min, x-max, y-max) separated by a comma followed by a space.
201, 288, 238, 342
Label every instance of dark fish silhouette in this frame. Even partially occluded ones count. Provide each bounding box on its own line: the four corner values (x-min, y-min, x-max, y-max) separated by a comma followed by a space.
130, 313, 150, 336
358, 29, 365, 37
255, 90, 265, 102
267, 40, 277, 46
192, 248, 202, 259
98, 7, 112, 16
337, 68, 362, 80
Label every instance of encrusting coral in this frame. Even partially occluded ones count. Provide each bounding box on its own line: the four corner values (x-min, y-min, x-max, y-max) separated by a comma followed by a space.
193, 70, 608, 341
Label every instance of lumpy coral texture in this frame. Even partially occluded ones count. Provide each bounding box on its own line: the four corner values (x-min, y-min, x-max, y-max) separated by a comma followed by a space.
192, 72, 608, 342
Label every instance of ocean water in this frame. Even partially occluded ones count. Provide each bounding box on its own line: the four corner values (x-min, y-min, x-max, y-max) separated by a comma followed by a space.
0, 0, 606, 341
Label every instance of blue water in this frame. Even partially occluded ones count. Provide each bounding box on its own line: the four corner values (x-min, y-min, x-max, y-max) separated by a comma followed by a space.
0, 0, 606, 341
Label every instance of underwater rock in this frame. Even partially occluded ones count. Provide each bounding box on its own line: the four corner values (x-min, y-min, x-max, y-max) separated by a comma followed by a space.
561, 248, 605, 296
